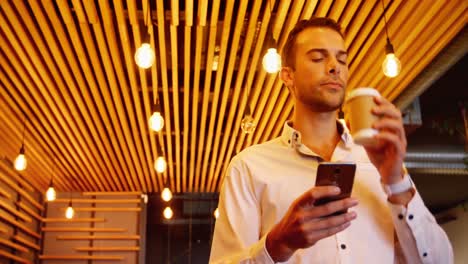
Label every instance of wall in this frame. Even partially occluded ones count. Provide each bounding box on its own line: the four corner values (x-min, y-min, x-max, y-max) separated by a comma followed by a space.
41, 192, 146, 264
0, 160, 42, 264
441, 205, 468, 264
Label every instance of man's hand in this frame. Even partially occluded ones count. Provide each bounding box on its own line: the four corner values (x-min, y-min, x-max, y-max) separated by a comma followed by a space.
365, 96, 407, 184
265, 186, 358, 262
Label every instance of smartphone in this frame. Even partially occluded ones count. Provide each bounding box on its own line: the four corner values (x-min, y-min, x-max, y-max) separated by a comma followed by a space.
314, 162, 356, 216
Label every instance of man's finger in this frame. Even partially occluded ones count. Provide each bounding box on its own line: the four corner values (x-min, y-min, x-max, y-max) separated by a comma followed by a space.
294, 186, 340, 210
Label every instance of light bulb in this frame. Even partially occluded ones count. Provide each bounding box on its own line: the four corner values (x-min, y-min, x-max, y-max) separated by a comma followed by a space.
161, 187, 172, 202
149, 111, 164, 132
163, 206, 173, 219
135, 43, 155, 69
46, 186, 56, 201
382, 53, 401, 77
14, 154, 27, 171
65, 205, 74, 219
241, 115, 256, 134
262, 48, 281, 73
155, 156, 167, 173
214, 208, 219, 219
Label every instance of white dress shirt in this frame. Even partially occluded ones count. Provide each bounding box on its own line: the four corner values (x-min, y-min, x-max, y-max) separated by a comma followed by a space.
210, 121, 453, 264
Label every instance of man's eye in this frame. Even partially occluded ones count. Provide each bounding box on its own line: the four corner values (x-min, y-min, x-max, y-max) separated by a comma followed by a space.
338, 60, 347, 65
311, 58, 323, 62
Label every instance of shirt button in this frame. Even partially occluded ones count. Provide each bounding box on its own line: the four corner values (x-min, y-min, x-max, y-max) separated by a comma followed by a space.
408, 214, 414, 220
340, 244, 346, 250
423, 252, 428, 257
398, 214, 404, 220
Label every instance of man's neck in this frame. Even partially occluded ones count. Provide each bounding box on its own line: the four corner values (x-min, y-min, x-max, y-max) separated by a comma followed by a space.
292, 106, 341, 161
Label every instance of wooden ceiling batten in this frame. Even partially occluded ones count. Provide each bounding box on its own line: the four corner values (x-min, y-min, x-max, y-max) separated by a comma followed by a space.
56, 0, 131, 190
204, 0, 235, 192
385, 3, 467, 101
89, 0, 147, 192
209, 0, 250, 193
126, 0, 155, 193
0, 10, 97, 191
31, 0, 125, 191
0, 49, 82, 192
0, 0, 465, 194
155, 0, 176, 192
197, 0, 221, 193
213, 0, 264, 192
169, 24, 182, 192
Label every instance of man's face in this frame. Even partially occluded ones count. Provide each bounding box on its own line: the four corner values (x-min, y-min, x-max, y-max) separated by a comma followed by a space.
284, 27, 349, 112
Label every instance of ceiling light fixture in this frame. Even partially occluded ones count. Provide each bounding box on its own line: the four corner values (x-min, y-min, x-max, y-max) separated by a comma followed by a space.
46, 154, 57, 202
149, 98, 164, 132
241, 104, 256, 134
46, 178, 56, 202
262, 1, 281, 74
381, 0, 401, 78
241, 75, 256, 134
163, 206, 173, 219
135, 0, 155, 69
14, 115, 27, 171
65, 193, 74, 219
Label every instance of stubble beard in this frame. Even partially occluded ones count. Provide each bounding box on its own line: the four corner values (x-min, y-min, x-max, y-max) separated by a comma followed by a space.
302, 89, 345, 113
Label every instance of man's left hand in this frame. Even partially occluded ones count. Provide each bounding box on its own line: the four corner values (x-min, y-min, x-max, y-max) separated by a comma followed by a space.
364, 96, 407, 184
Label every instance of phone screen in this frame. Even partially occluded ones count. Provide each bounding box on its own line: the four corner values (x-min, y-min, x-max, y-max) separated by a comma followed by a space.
314, 162, 356, 215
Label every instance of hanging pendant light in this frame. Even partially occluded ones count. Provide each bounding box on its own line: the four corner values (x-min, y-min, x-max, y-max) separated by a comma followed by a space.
65, 200, 74, 219
161, 186, 172, 202
14, 144, 27, 171
46, 179, 56, 202
155, 156, 167, 173
382, 40, 401, 77
149, 101, 164, 132
135, 0, 155, 69
241, 104, 256, 134
135, 43, 155, 69
381, 0, 401, 78
262, 1, 281, 73
163, 206, 173, 219
262, 47, 281, 73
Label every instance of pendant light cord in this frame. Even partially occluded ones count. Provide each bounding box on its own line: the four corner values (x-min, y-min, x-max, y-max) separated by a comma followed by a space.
381, 0, 390, 40
20, 114, 26, 144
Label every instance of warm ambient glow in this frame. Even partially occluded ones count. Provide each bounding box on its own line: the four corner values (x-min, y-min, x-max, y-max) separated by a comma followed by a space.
135, 43, 155, 69
241, 115, 256, 134
163, 206, 173, 219
382, 53, 401, 77
155, 156, 167, 173
262, 48, 281, 73
14, 145, 27, 171
65, 204, 74, 219
214, 208, 219, 219
46, 186, 56, 201
149, 111, 164, 132
161, 187, 172, 202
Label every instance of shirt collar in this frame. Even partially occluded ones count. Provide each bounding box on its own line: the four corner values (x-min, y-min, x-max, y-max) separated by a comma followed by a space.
280, 120, 353, 151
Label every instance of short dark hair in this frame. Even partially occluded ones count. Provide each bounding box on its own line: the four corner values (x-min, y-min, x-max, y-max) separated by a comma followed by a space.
282, 17, 343, 69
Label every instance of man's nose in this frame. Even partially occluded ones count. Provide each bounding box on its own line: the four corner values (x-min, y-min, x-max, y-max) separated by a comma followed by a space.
327, 58, 340, 74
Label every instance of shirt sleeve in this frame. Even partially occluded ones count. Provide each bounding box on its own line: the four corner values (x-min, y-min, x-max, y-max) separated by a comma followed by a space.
209, 158, 275, 264
388, 187, 454, 264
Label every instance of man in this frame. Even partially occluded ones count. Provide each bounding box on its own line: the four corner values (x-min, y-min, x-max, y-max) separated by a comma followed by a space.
210, 17, 453, 263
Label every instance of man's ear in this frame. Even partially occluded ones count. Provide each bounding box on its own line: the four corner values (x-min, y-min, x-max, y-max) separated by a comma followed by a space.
280, 67, 294, 90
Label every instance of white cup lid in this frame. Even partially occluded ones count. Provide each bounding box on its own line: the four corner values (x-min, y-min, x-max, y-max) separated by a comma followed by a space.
345, 87, 381, 102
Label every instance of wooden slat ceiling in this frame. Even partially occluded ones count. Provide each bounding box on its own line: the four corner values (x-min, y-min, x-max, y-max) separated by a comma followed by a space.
0, 0, 466, 194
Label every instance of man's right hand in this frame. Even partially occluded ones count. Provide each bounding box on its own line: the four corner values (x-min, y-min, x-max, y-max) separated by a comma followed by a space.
265, 186, 358, 262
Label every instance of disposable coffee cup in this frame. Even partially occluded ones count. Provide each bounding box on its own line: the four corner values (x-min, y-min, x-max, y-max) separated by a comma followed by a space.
344, 87, 381, 146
